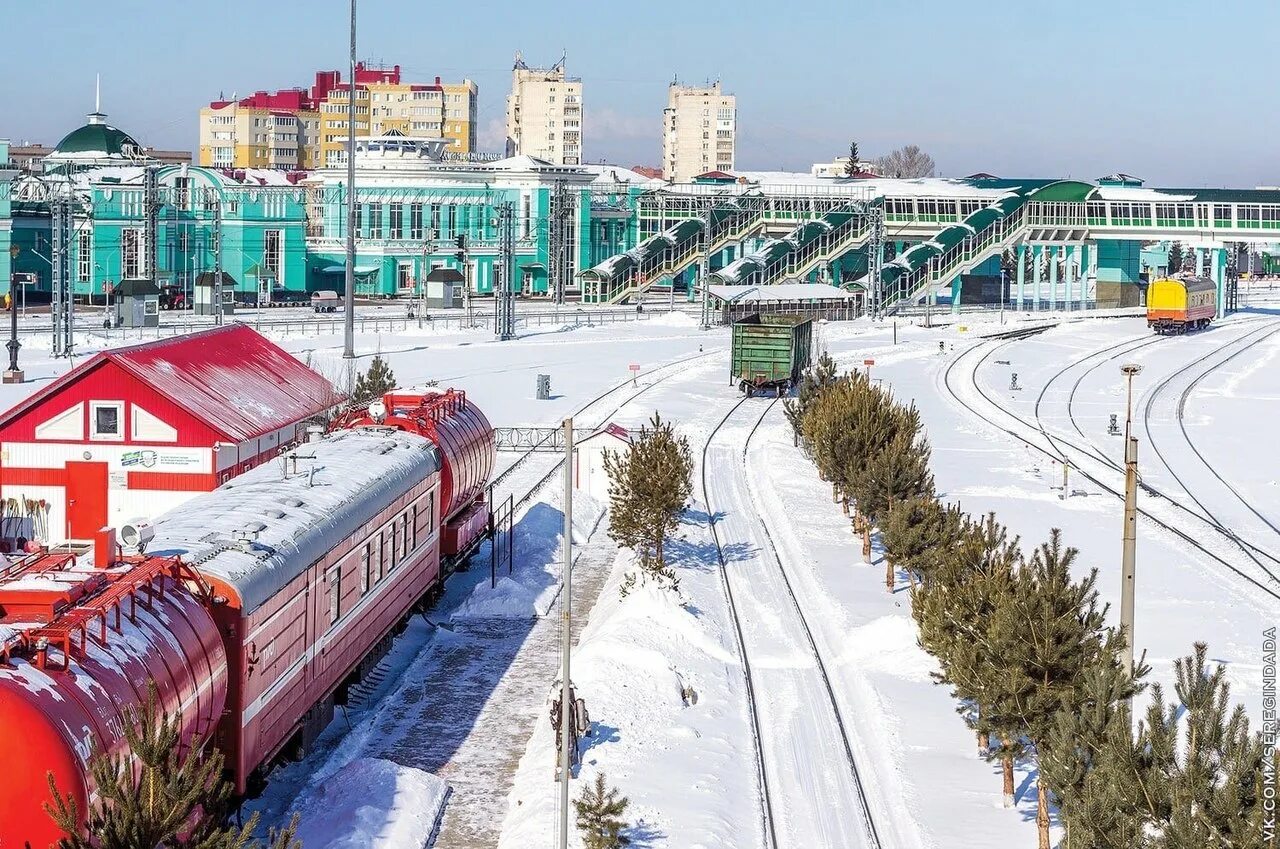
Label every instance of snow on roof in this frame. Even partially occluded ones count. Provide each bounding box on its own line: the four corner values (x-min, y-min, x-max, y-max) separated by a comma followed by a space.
578, 163, 665, 186
148, 428, 440, 613
1093, 185, 1196, 202
708, 283, 854, 303
0, 325, 343, 443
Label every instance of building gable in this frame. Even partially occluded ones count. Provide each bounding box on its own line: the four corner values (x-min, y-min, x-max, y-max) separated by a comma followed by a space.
130, 406, 178, 442
34, 403, 85, 440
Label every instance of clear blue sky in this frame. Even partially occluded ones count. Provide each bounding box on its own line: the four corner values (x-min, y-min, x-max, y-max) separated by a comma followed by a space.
2, 0, 1276, 186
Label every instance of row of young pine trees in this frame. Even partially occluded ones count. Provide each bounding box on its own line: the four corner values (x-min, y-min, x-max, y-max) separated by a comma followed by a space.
786, 352, 1277, 849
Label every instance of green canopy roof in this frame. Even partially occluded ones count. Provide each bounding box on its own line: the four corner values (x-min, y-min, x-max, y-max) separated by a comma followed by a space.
963, 206, 1004, 233
1027, 180, 1096, 202
929, 225, 970, 253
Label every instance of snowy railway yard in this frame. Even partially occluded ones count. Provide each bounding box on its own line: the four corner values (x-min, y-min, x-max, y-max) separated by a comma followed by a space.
6, 303, 1276, 848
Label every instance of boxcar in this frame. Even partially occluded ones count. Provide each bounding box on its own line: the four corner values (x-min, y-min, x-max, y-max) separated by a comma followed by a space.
1147, 276, 1217, 334
730, 313, 813, 395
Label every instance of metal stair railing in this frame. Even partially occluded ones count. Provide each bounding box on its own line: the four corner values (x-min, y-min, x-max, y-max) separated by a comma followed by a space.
760, 214, 872, 285
887, 204, 1028, 309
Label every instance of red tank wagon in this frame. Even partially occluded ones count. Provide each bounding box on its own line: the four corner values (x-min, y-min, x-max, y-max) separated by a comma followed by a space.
333, 389, 496, 563
0, 539, 228, 849
0, 390, 496, 847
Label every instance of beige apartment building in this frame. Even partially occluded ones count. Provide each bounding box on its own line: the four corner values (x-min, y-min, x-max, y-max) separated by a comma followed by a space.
199, 65, 477, 171
505, 53, 582, 165
662, 81, 736, 183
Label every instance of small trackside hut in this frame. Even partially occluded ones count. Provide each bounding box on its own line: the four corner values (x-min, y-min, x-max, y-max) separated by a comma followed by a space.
730, 313, 813, 396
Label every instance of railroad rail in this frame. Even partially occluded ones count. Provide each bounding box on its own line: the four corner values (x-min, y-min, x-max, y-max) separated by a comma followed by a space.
700, 395, 883, 849
943, 326, 1280, 604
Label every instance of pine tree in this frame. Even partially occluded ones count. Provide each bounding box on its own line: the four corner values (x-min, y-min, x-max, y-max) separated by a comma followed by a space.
603, 413, 694, 585
844, 396, 922, 558
1139, 642, 1270, 848
1166, 241, 1183, 277
45, 685, 304, 849
784, 351, 837, 445
882, 497, 964, 589
1000, 529, 1114, 849
844, 141, 860, 177
848, 430, 934, 590
352, 354, 396, 405
1040, 648, 1152, 849
915, 513, 1024, 802
573, 772, 631, 849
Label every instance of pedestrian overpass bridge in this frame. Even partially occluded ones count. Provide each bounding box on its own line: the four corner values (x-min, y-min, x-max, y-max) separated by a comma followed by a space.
579, 174, 1280, 315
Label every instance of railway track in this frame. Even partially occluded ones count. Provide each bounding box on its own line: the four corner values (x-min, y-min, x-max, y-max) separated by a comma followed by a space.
1028, 317, 1280, 573
700, 395, 883, 849
942, 326, 1280, 604
491, 348, 722, 511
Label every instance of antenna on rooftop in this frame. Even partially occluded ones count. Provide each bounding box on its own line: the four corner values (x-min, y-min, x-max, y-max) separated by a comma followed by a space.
95, 74, 100, 113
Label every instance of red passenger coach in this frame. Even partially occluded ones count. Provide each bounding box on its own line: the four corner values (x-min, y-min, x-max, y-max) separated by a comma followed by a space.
333, 389, 496, 563
0, 389, 496, 847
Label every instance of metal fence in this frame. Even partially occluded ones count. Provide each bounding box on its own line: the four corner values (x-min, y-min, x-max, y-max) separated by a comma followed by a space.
18, 305, 666, 347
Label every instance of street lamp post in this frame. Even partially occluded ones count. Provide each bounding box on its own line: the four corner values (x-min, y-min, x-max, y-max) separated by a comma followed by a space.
1119, 363, 1143, 681
6, 244, 25, 384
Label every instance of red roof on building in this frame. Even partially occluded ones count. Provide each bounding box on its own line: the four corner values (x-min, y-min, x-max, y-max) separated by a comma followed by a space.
695, 170, 736, 181
0, 326, 343, 443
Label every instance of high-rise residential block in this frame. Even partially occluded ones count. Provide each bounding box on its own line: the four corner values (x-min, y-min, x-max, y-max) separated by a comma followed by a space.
198, 64, 479, 171
505, 53, 583, 165
662, 81, 736, 183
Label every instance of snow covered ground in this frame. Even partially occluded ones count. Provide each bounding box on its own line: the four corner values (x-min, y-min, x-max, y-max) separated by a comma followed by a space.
4, 301, 1275, 848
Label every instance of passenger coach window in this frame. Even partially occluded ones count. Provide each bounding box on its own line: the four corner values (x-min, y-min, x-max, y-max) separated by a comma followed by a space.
402, 515, 410, 557
391, 523, 399, 570
329, 565, 341, 624
361, 543, 371, 594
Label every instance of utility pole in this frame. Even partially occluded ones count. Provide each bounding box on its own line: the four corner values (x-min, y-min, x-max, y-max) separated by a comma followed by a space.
143, 166, 160, 292
212, 197, 224, 327
342, 0, 357, 362
50, 191, 75, 357
557, 416, 574, 849
495, 201, 516, 340
698, 196, 714, 329
1119, 362, 1143, 681
865, 202, 884, 319
549, 179, 570, 305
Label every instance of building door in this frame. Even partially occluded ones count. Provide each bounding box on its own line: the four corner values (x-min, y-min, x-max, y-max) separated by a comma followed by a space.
65, 461, 108, 540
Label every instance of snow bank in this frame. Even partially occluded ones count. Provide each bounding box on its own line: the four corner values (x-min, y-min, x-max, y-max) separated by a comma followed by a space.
451, 490, 606, 620
645, 310, 698, 328
290, 758, 448, 849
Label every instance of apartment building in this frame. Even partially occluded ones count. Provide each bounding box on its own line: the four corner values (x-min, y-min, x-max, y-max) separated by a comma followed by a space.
505, 53, 583, 165
198, 65, 478, 171
662, 81, 736, 183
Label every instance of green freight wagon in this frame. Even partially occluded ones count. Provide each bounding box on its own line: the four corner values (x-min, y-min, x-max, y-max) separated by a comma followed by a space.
730, 313, 813, 396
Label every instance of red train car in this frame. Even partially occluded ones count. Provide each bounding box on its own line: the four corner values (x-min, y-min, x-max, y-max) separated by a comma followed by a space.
0, 538, 228, 849
333, 389, 496, 563
0, 391, 496, 847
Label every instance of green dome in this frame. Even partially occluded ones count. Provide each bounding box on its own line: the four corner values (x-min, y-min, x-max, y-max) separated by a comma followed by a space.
53, 115, 143, 158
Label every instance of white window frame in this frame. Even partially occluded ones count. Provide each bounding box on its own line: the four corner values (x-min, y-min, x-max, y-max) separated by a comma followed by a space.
90, 401, 126, 441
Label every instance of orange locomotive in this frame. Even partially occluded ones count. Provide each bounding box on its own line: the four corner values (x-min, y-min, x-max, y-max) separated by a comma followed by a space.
1147, 275, 1217, 334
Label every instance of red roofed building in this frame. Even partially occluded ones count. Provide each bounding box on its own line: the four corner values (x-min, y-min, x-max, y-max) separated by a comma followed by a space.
0, 326, 343, 544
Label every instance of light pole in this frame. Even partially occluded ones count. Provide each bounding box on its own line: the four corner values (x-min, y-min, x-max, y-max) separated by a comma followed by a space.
1119, 363, 1143, 681
6, 244, 25, 384
557, 417, 574, 849
342, 0, 357, 365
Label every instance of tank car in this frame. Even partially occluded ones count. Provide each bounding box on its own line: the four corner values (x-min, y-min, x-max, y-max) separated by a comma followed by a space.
1147, 275, 1217, 334
0, 533, 228, 849
0, 390, 496, 847
332, 389, 496, 568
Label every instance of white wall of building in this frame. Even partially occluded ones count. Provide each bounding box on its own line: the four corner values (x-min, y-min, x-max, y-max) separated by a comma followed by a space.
663, 82, 736, 183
